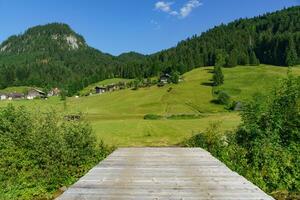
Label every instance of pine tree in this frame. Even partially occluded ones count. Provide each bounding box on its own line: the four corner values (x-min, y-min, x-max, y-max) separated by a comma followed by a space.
226, 50, 238, 67
213, 66, 224, 86
249, 51, 260, 66
170, 71, 180, 84
215, 52, 226, 67
285, 38, 298, 66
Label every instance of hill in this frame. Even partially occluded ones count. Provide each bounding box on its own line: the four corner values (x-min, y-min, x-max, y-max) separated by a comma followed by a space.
0, 23, 121, 95
1, 65, 299, 146
0, 7, 299, 95
117, 51, 146, 62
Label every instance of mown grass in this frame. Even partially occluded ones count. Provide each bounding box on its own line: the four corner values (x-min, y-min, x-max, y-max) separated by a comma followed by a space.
1, 65, 299, 147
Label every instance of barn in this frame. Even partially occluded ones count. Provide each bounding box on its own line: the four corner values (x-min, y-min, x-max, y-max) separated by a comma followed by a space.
95, 86, 106, 94
27, 88, 46, 100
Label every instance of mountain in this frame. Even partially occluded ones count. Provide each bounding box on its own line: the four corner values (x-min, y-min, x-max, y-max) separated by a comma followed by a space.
117, 52, 146, 62
0, 6, 299, 95
0, 23, 121, 95
0, 23, 87, 53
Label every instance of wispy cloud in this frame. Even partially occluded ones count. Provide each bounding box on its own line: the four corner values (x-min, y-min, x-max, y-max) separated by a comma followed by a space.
180, 0, 202, 18
155, 0, 202, 19
150, 19, 161, 30
155, 1, 173, 13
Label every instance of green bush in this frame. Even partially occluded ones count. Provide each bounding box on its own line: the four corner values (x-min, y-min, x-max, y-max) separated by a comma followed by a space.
185, 122, 226, 154
217, 91, 230, 105
167, 114, 202, 120
143, 114, 163, 120
0, 105, 111, 200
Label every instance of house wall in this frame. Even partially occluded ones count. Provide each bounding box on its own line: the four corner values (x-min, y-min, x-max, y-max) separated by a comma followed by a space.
0, 95, 7, 100
27, 91, 40, 100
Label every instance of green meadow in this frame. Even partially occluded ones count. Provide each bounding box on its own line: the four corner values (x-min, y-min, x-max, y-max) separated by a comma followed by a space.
1, 65, 299, 147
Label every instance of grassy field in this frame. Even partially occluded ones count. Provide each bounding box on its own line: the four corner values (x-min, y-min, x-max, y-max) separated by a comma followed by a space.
0, 86, 33, 94
1, 65, 299, 146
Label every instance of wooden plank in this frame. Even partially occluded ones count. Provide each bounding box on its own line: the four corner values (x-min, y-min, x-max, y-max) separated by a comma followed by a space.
57, 148, 274, 200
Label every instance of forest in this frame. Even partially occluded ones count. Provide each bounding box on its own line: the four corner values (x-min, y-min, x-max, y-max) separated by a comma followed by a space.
0, 6, 299, 95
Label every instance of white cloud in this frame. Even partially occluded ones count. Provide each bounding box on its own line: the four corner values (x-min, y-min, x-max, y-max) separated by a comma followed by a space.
180, 0, 202, 18
170, 11, 179, 16
155, 1, 173, 13
154, 0, 202, 19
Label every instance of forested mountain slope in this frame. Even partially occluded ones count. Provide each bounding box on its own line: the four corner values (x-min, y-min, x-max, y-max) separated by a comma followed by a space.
0, 23, 121, 94
0, 6, 299, 95
138, 6, 300, 77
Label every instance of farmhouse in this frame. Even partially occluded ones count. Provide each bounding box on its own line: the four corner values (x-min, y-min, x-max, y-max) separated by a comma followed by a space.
0, 93, 7, 100
159, 73, 171, 84
106, 84, 118, 92
95, 86, 106, 94
27, 88, 46, 100
48, 88, 61, 97
9, 93, 24, 100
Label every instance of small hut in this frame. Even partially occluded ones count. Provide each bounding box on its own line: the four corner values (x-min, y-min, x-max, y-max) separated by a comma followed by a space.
27, 88, 46, 100
159, 73, 171, 84
95, 86, 106, 94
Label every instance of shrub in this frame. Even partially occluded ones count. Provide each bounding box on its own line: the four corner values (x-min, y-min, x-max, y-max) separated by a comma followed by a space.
157, 82, 165, 87
143, 114, 163, 120
0, 105, 111, 200
167, 87, 173, 92
217, 91, 230, 105
167, 114, 202, 120
60, 89, 67, 100
187, 122, 226, 153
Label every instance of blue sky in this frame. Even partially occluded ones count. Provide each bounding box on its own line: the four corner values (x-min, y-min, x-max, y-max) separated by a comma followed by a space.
0, 0, 299, 55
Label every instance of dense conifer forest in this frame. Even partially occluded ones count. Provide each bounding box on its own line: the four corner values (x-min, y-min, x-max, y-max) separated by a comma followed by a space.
0, 6, 299, 95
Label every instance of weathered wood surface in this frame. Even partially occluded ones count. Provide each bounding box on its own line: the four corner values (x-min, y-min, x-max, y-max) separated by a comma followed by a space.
57, 148, 274, 200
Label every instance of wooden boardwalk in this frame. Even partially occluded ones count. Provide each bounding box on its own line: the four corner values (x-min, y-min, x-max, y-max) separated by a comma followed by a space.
57, 148, 274, 200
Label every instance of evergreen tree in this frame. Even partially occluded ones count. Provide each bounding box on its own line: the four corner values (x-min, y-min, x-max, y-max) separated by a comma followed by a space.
170, 71, 180, 84
213, 66, 224, 86
215, 52, 226, 67
226, 50, 238, 67
238, 52, 250, 65
249, 51, 260, 66
285, 38, 298, 66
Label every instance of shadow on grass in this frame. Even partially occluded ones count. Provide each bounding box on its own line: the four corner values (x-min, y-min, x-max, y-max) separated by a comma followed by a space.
201, 82, 214, 86
210, 99, 220, 104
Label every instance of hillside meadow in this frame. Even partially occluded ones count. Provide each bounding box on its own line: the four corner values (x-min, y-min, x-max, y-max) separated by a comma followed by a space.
0, 65, 299, 147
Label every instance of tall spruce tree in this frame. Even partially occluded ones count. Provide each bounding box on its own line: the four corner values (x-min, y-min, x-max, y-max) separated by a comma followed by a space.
226, 50, 238, 67
249, 51, 260, 66
213, 66, 224, 86
285, 38, 298, 66
215, 51, 226, 67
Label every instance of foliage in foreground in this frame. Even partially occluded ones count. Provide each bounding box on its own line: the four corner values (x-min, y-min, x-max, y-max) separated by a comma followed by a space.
0, 105, 111, 200
185, 75, 300, 199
